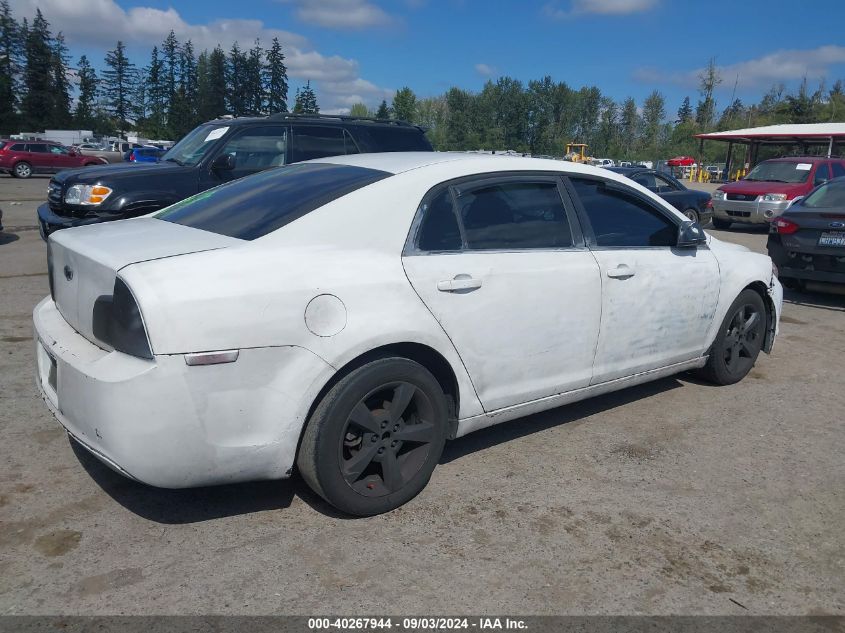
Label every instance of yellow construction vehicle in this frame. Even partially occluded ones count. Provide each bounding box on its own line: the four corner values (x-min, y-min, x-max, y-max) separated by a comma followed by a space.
563, 143, 592, 163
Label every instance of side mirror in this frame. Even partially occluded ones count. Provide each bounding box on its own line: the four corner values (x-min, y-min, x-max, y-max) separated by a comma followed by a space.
211, 154, 235, 171
67, 149, 77, 156
677, 220, 706, 248
788, 196, 803, 208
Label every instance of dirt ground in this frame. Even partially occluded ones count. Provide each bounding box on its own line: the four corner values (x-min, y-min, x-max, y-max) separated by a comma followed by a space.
1, 174, 843, 615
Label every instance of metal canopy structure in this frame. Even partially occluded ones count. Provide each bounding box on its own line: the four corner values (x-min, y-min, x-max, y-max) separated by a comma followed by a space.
693, 123, 845, 180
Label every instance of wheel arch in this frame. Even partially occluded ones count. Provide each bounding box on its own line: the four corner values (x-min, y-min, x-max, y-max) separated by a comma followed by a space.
745, 280, 777, 353
296, 342, 462, 467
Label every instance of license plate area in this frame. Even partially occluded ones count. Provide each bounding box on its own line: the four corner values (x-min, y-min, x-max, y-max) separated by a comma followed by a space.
818, 231, 845, 247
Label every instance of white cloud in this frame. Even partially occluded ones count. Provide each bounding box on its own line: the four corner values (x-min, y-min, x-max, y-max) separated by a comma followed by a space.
634, 45, 845, 88
7, 0, 395, 112
544, 0, 658, 18
475, 63, 497, 77
279, 0, 396, 30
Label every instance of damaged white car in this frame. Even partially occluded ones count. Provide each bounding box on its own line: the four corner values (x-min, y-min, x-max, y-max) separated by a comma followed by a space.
34, 153, 782, 516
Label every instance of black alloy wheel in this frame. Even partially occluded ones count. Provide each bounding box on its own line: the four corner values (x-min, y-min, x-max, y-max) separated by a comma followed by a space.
339, 381, 437, 497
297, 357, 448, 516
683, 208, 699, 223
698, 289, 766, 385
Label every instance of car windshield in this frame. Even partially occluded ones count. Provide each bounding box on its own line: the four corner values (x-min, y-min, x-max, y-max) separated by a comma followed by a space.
744, 161, 812, 183
800, 179, 845, 209
155, 162, 391, 240
161, 124, 230, 166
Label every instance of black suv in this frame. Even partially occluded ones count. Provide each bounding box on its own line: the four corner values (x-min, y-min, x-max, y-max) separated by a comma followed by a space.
38, 113, 433, 238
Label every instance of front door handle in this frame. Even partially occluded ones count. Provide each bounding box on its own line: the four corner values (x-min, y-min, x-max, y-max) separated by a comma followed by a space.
437, 275, 482, 292
606, 264, 635, 279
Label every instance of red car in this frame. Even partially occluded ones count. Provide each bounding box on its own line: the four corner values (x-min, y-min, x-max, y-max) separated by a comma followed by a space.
0, 140, 107, 178
711, 156, 845, 228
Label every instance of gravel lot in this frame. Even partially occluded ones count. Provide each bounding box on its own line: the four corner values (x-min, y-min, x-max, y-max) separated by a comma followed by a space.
1, 174, 843, 616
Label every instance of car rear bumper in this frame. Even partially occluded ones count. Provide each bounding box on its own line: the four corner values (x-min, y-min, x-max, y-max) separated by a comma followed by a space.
712, 198, 791, 224
33, 296, 335, 488
768, 237, 845, 284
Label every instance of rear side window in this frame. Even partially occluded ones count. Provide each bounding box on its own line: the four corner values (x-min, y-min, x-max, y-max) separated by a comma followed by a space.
359, 126, 432, 152
456, 180, 573, 250
27, 143, 48, 153
417, 189, 461, 252
156, 163, 390, 240
10, 143, 25, 151
832, 162, 845, 178
291, 126, 347, 162
570, 177, 676, 248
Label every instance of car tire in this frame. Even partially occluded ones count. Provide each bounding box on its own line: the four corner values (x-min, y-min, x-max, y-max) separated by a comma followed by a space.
698, 289, 767, 386
683, 208, 699, 223
297, 357, 448, 516
712, 217, 731, 230
13, 162, 32, 178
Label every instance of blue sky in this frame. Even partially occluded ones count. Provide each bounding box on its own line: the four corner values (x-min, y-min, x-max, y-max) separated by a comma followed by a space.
8, 0, 845, 116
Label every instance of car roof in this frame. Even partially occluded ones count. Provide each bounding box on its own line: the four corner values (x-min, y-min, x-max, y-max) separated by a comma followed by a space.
308, 151, 643, 179
763, 156, 833, 163
204, 113, 426, 132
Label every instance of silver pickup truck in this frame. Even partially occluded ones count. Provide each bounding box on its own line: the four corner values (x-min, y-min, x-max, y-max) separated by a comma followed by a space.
78, 141, 146, 164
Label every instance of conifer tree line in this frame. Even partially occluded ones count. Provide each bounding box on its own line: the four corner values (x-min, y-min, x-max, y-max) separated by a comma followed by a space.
0, 1, 299, 139
1, 1, 843, 160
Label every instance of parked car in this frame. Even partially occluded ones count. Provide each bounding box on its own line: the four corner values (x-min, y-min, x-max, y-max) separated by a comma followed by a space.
79, 141, 146, 164
0, 206, 3, 232
34, 153, 782, 516
37, 113, 433, 239
706, 165, 723, 180
127, 147, 166, 163
0, 140, 107, 178
711, 156, 845, 229
767, 176, 845, 290
591, 158, 614, 168
608, 167, 713, 224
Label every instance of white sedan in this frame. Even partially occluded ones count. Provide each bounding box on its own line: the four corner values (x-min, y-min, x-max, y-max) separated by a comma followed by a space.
33, 153, 783, 516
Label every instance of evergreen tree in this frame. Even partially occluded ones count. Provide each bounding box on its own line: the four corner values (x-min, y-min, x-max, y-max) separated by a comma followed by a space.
161, 30, 179, 104
226, 42, 247, 116
292, 80, 318, 114
21, 8, 53, 130
375, 99, 389, 119
264, 37, 288, 113
74, 54, 97, 128
0, 0, 20, 133
50, 32, 71, 126
677, 96, 692, 124
168, 39, 197, 136
391, 86, 417, 122
102, 40, 136, 133
144, 46, 167, 136
245, 39, 264, 115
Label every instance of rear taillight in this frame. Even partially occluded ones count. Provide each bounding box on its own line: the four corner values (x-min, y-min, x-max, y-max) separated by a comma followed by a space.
773, 218, 800, 235
705, 199, 713, 208
92, 277, 152, 359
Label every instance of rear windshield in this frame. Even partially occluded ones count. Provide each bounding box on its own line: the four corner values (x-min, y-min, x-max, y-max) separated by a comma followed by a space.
744, 161, 812, 184
156, 163, 390, 240
360, 126, 432, 152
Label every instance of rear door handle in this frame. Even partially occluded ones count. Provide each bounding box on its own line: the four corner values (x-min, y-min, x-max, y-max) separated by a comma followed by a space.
437, 275, 482, 292
606, 264, 635, 279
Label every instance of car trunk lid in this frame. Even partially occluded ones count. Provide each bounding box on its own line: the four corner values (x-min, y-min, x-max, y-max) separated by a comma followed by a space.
48, 218, 240, 350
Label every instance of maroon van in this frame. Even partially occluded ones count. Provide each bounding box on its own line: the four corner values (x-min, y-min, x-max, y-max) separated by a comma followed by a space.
0, 140, 107, 178
711, 156, 845, 229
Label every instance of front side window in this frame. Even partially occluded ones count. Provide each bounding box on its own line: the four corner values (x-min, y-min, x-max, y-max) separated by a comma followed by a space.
831, 162, 845, 178
654, 174, 680, 191
456, 180, 573, 250
814, 163, 831, 185
156, 163, 390, 240
570, 177, 677, 248
217, 125, 288, 175
49, 145, 68, 155
291, 126, 347, 162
